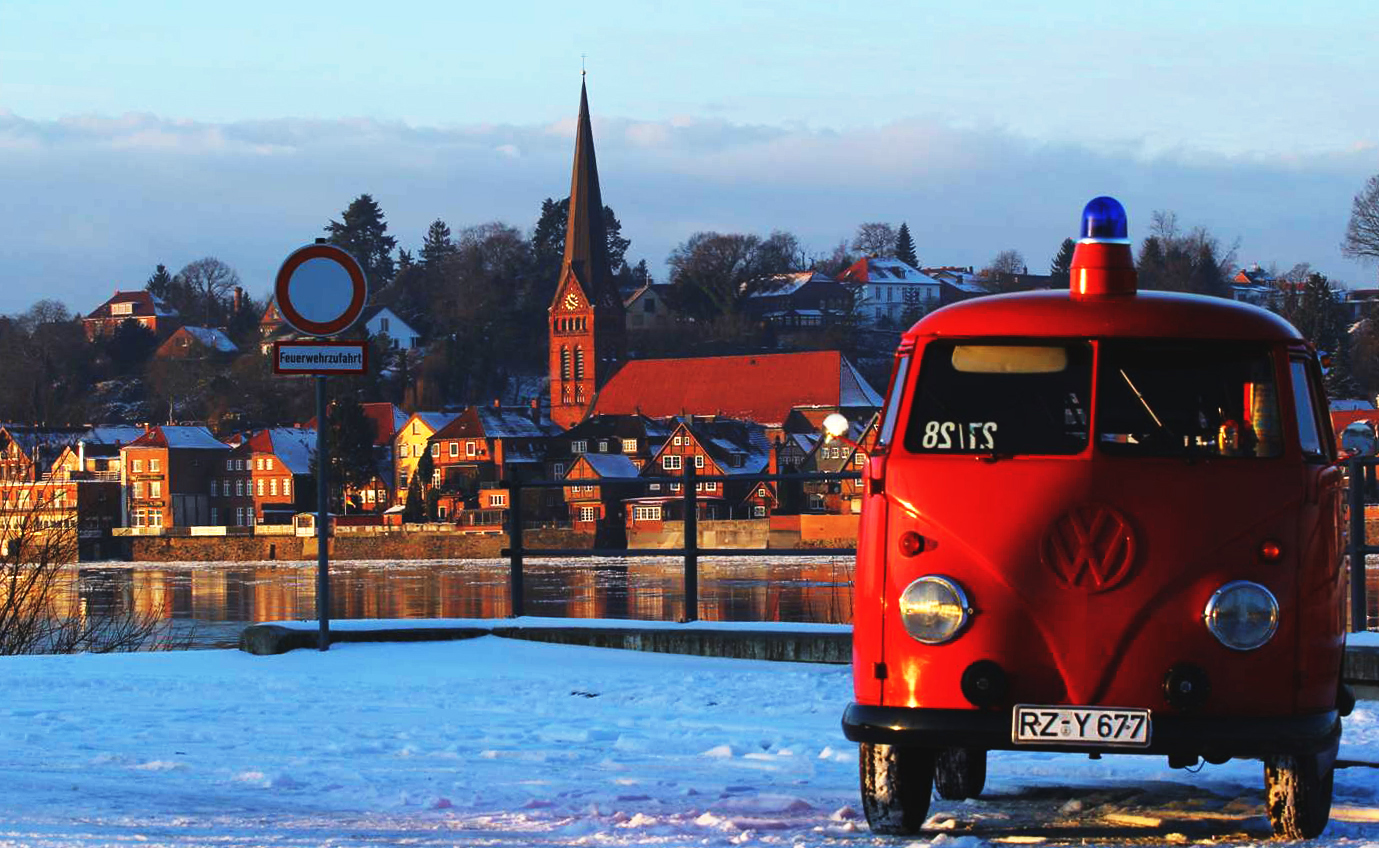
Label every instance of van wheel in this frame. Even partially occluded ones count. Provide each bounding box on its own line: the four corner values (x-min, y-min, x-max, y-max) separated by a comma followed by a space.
859, 742, 935, 835
935, 747, 987, 800
1264, 749, 1335, 839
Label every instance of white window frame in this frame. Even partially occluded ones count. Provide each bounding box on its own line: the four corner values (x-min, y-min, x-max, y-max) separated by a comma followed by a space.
132, 459, 143, 473
150, 481, 161, 499
149, 458, 160, 472
449, 441, 459, 457
571, 441, 587, 454
466, 440, 477, 457
694, 454, 704, 469
622, 438, 637, 453
579, 506, 597, 522
662, 454, 682, 470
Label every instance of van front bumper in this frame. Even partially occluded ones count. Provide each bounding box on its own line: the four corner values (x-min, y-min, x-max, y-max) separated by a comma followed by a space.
841, 703, 1339, 759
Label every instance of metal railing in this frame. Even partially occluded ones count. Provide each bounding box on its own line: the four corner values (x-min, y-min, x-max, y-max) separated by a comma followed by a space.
501, 465, 861, 621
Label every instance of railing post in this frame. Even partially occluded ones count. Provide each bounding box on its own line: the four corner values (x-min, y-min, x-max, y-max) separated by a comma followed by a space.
1349, 457, 1367, 633
508, 477, 524, 618
683, 463, 698, 622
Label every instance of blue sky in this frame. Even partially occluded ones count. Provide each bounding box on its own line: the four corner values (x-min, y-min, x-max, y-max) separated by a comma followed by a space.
1, 0, 1377, 314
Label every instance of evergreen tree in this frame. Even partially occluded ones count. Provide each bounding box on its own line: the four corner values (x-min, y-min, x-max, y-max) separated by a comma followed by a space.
402, 474, 425, 522
895, 223, 918, 267
105, 318, 158, 376
323, 395, 379, 510
1050, 238, 1076, 287
145, 264, 175, 301
420, 220, 456, 267
325, 194, 398, 289
529, 197, 631, 276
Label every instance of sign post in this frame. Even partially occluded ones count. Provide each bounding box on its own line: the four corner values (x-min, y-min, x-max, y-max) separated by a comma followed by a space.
273, 240, 368, 651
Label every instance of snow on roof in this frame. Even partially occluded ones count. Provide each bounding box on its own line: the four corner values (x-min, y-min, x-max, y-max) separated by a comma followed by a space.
576, 454, 640, 478
839, 258, 940, 286
83, 425, 148, 445
1331, 399, 1376, 411
743, 271, 834, 298
475, 408, 560, 439
414, 412, 460, 433
839, 358, 885, 408
129, 426, 230, 450
252, 427, 317, 474
181, 326, 239, 353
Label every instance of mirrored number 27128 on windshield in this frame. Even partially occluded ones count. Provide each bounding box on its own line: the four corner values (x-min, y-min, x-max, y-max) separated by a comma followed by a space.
921, 421, 997, 450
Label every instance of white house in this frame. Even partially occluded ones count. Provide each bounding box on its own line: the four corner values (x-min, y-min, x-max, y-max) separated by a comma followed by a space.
837, 258, 943, 327
362, 307, 422, 350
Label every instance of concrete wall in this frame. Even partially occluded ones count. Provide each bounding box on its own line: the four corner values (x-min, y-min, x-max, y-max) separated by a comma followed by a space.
628, 519, 770, 550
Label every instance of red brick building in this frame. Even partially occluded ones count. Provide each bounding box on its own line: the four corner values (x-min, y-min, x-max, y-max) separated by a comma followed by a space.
212, 428, 314, 526
83, 290, 182, 341
121, 426, 229, 528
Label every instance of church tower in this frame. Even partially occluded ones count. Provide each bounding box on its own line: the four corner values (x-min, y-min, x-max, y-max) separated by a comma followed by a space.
549, 80, 626, 429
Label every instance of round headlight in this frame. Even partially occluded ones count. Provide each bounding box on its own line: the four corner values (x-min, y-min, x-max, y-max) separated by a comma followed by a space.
1203, 581, 1279, 651
899, 576, 971, 644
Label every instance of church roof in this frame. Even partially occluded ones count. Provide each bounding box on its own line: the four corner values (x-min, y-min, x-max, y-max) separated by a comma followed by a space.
587, 351, 882, 427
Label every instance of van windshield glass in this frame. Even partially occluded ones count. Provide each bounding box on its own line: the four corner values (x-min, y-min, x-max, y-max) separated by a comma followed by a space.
1096, 341, 1282, 459
903, 341, 1092, 456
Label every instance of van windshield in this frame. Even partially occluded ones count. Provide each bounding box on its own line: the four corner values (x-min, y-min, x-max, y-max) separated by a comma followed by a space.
1095, 341, 1282, 459
903, 341, 1092, 456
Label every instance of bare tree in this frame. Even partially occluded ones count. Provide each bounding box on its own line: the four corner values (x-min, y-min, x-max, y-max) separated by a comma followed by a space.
986, 249, 1026, 276
852, 222, 898, 258
0, 489, 188, 655
177, 257, 241, 326
1343, 174, 1379, 265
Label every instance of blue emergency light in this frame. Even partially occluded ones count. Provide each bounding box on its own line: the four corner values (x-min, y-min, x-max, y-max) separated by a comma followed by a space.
1080, 196, 1129, 242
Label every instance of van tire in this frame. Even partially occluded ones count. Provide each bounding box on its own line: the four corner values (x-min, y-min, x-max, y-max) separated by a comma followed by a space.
859, 742, 935, 835
935, 747, 987, 800
1264, 749, 1334, 839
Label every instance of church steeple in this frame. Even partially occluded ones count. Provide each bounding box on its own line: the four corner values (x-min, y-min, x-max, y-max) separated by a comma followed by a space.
549, 79, 626, 429
561, 80, 614, 305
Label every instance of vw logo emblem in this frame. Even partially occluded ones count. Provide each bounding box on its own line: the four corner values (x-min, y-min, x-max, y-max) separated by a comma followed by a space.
1040, 504, 1138, 592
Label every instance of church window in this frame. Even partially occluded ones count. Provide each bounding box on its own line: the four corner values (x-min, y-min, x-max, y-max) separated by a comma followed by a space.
561, 347, 571, 380
574, 347, 585, 380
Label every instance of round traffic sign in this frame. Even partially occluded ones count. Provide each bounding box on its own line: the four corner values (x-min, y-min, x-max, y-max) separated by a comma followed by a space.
274, 243, 369, 337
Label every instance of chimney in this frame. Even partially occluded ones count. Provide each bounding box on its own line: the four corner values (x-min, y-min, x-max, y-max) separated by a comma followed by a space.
529, 398, 540, 425
232, 286, 243, 312
493, 398, 501, 409
78, 440, 84, 468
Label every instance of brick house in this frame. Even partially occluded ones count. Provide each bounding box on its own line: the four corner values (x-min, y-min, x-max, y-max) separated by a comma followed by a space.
428, 404, 561, 522
625, 418, 774, 532
155, 326, 239, 360
562, 452, 640, 534
83, 290, 182, 341
211, 428, 314, 526
121, 426, 229, 528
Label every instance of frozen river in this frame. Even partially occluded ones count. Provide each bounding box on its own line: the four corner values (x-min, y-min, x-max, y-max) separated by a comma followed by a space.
68, 556, 857, 649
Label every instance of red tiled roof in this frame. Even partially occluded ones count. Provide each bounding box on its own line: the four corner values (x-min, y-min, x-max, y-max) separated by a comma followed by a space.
588, 351, 879, 427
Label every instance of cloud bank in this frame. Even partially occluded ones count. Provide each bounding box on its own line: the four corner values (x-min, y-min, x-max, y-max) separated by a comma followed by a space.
0, 110, 1374, 316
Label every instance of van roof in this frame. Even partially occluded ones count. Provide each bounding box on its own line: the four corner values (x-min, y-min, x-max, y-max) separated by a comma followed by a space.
904, 290, 1302, 344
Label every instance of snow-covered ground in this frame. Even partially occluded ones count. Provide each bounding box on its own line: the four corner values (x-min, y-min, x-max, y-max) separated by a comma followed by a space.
2, 632, 1378, 847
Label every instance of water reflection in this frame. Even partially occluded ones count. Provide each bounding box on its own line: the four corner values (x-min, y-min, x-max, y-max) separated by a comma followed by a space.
68, 557, 856, 649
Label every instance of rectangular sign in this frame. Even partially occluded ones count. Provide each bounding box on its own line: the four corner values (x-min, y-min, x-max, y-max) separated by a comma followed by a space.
274, 340, 369, 375
1012, 704, 1151, 748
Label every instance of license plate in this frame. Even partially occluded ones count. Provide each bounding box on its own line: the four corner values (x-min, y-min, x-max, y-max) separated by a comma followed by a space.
1012, 705, 1151, 748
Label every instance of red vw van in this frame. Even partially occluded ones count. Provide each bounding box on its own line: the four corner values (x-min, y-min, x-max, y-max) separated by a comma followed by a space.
842, 197, 1351, 839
